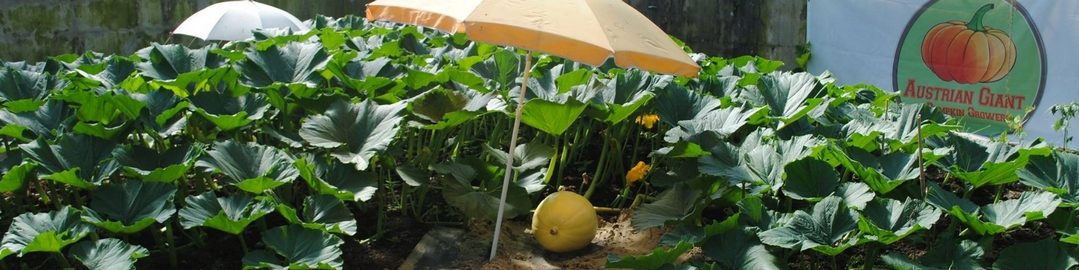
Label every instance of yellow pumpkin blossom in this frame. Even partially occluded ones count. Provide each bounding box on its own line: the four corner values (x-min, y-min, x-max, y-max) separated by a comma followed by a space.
625, 161, 651, 185
635, 114, 660, 129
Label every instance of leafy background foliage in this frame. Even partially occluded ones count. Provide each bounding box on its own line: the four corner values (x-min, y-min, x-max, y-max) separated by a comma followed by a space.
0, 14, 1074, 269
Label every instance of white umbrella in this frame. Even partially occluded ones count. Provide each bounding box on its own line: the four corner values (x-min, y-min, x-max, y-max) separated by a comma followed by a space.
173, 0, 309, 41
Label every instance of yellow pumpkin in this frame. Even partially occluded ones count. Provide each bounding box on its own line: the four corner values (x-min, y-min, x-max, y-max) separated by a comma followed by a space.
531, 191, 598, 253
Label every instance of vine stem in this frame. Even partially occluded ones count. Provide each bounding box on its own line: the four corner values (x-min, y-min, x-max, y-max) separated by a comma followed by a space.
54, 253, 71, 269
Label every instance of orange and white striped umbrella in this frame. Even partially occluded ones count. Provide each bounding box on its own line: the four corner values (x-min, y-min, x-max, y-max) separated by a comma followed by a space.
366, 0, 700, 77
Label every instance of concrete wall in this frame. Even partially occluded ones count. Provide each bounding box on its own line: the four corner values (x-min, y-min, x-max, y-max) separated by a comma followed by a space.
0, 0, 807, 67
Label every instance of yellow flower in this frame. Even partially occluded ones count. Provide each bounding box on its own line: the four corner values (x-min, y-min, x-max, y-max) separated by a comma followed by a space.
625, 161, 651, 185
635, 114, 660, 129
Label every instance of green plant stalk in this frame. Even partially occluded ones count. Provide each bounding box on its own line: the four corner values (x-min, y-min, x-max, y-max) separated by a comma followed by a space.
238, 234, 249, 254
543, 134, 560, 185
165, 222, 179, 269
53, 253, 71, 269
583, 133, 611, 199
555, 133, 571, 190
863, 243, 879, 270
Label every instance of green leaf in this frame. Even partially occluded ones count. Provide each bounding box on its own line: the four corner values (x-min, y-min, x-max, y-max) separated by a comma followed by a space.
20, 134, 118, 188
0, 206, 93, 255
238, 42, 330, 88
409, 88, 494, 129
299, 99, 407, 171
196, 141, 299, 194
81, 180, 177, 234
930, 133, 1041, 188
114, 143, 199, 183
129, 90, 188, 137
435, 158, 532, 220
590, 70, 664, 124
275, 195, 357, 236
519, 98, 588, 136
927, 183, 1061, 235
295, 156, 378, 202
0, 100, 74, 139
993, 239, 1078, 270
70, 238, 149, 270
481, 143, 554, 172
0, 152, 35, 192
189, 90, 271, 131
1018, 152, 1079, 206
701, 228, 782, 270
178, 191, 275, 235
781, 158, 839, 201
756, 71, 825, 127
470, 50, 521, 89
882, 238, 985, 270
665, 105, 764, 144
858, 198, 940, 244
0, 67, 53, 112
758, 196, 859, 255
654, 84, 722, 126
606, 241, 692, 270
826, 145, 919, 194
242, 225, 344, 270
632, 184, 702, 231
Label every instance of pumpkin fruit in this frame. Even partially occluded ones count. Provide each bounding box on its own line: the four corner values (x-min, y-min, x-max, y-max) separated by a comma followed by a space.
531, 191, 598, 253
921, 3, 1015, 84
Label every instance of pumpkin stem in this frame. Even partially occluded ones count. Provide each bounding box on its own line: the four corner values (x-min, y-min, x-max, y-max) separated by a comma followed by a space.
967, 3, 995, 31
550, 227, 559, 236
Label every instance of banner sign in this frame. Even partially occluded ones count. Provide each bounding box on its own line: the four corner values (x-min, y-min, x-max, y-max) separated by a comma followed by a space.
808, 0, 1076, 146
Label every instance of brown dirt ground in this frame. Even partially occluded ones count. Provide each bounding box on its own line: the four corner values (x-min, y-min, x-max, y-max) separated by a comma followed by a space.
452, 212, 668, 269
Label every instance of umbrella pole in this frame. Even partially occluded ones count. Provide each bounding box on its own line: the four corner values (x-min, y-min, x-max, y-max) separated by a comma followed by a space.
490, 51, 533, 261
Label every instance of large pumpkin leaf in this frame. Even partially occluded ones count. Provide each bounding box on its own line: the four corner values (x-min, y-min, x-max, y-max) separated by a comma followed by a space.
0, 206, 93, 257
242, 225, 344, 270
409, 88, 495, 130
469, 50, 521, 90
926, 183, 1060, 235
605, 241, 693, 270
81, 180, 177, 234
589, 70, 664, 124
0, 67, 54, 113
882, 238, 985, 270
434, 158, 532, 220
632, 184, 702, 231
0, 152, 36, 192
326, 56, 402, 94
73, 56, 137, 89
993, 239, 1078, 270
654, 84, 722, 126
237, 42, 331, 88
1018, 152, 1079, 206
701, 228, 783, 270
481, 143, 554, 172
137, 43, 229, 98
758, 196, 860, 255
826, 145, 919, 194
0, 100, 74, 139
128, 89, 188, 137
929, 132, 1049, 188
114, 143, 200, 183
178, 191, 275, 235
781, 158, 840, 201
189, 90, 271, 132
196, 141, 299, 194
299, 99, 407, 171
519, 98, 589, 136
755, 71, 825, 128
294, 156, 378, 202
858, 198, 941, 244
20, 134, 118, 188
275, 195, 357, 236
665, 104, 764, 144
70, 238, 149, 270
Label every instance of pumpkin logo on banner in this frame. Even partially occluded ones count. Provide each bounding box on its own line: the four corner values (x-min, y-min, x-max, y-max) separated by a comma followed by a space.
894, 0, 1045, 135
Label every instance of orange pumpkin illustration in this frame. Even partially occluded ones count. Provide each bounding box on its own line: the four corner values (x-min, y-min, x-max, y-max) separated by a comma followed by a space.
921, 3, 1016, 84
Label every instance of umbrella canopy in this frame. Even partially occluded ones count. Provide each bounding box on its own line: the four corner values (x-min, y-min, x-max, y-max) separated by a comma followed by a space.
366, 0, 700, 77
366, 0, 700, 260
174, 0, 310, 41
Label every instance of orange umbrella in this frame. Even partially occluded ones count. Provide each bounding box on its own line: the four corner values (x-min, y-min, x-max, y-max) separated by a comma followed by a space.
366, 0, 700, 260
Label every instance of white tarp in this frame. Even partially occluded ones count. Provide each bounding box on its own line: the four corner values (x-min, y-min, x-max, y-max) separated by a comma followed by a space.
809, 0, 1078, 148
